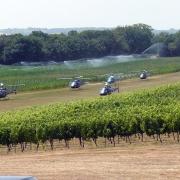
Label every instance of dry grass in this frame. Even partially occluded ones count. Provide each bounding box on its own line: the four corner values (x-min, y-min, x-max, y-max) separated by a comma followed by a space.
0, 72, 180, 112
1, 141, 180, 180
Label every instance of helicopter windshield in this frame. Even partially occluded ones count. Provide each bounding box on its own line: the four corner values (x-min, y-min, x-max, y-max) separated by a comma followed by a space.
140, 72, 147, 79
100, 87, 107, 94
71, 81, 76, 87
107, 76, 115, 83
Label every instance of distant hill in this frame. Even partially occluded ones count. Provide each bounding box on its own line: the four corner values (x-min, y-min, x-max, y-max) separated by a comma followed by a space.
0, 27, 108, 35
153, 28, 179, 34
0, 27, 179, 35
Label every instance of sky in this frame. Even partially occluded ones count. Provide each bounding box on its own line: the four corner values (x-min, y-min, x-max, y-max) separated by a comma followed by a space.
0, 0, 180, 29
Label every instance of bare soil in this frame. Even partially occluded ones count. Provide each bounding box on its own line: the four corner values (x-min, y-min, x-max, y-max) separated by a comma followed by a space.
0, 72, 180, 112
1, 144, 180, 180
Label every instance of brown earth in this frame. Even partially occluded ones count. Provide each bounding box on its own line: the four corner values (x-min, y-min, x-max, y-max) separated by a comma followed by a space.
0, 72, 180, 112
1, 144, 180, 180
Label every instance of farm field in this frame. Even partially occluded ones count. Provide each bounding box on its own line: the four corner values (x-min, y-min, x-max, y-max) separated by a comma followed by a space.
0, 57, 179, 180
1, 144, 180, 180
1, 1, 180, 179
0, 71, 179, 112
0, 57, 180, 91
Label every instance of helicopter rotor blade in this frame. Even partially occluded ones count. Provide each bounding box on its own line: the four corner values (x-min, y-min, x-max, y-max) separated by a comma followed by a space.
57, 77, 73, 80
74, 75, 91, 80
6, 84, 25, 87
80, 78, 91, 80
74, 76, 84, 79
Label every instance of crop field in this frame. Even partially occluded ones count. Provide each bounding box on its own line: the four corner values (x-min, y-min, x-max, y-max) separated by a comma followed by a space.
0, 57, 180, 180
0, 57, 180, 91
0, 71, 179, 111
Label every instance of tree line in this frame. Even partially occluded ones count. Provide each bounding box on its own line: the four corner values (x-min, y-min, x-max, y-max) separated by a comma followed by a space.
0, 23, 180, 65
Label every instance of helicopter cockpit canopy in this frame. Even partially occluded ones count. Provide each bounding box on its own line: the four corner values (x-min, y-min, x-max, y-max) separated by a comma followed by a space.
70, 79, 81, 88
140, 70, 148, 79
107, 75, 115, 84
99, 86, 112, 96
71, 81, 76, 87
100, 87, 108, 95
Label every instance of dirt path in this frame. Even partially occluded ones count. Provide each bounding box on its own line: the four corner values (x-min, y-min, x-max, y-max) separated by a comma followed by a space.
0, 72, 179, 112
1, 144, 180, 180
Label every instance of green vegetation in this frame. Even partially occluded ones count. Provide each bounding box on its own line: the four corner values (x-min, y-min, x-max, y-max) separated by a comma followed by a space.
0, 57, 180, 91
153, 31, 180, 56
1, 23, 180, 66
0, 83, 179, 151
1, 23, 180, 65
0, 24, 153, 64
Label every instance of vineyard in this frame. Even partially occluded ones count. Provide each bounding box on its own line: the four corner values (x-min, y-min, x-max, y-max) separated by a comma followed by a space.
0, 83, 179, 152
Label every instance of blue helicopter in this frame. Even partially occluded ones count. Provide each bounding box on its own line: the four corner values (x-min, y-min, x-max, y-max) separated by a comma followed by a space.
0, 83, 24, 99
70, 79, 82, 88
59, 76, 90, 89
99, 81, 119, 96
99, 73, 122, 96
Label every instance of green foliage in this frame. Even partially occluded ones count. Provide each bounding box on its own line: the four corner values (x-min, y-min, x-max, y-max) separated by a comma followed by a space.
0, 57, 180, 91
0, 24, 153, 65
153, 30, 180, 56
0, 83, 179, 149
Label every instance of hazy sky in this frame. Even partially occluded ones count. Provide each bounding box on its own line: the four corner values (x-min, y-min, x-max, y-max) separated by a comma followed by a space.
0, 0, 180, 29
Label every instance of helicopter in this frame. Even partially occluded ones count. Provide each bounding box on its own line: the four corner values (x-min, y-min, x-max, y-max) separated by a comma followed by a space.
99, 82, 119, 96
99, 73, 121, 96
105, 73, 122, 84
107, 75, 118, 84
139, 70, 149, 79
0, 83, 24, 99
58, 76, 90, 89
115, 70, 150, 80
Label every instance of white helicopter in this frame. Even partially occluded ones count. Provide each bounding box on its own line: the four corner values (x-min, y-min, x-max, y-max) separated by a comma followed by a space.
99, 82, 119, 96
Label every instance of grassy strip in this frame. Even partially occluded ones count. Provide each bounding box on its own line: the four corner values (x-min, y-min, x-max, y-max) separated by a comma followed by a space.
0, 57, 180, 91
